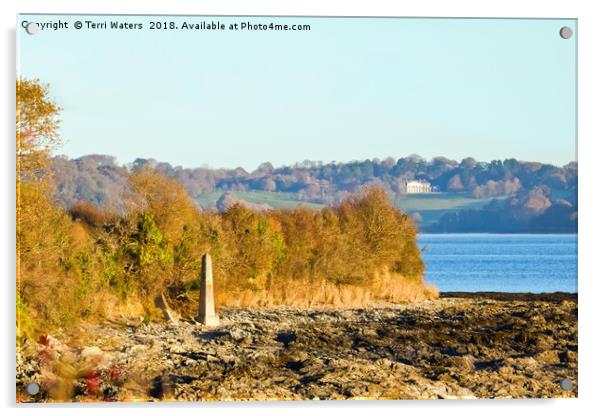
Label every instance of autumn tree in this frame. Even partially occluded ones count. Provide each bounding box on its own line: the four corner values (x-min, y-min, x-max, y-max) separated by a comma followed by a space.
127, 167, 200, 244
16, 78, 65, 280
336, 187, 423, 282
16, 78, 61, 182
16, 78, 67, 282
220, 204, 286, 291
16, 79, 89, 335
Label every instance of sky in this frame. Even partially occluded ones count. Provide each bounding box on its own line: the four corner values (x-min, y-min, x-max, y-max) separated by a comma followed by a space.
18, 15, 577, 171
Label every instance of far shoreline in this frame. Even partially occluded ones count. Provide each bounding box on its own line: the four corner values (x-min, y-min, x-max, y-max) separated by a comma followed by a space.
418, 232, 577, 235
440, 291, 577, 302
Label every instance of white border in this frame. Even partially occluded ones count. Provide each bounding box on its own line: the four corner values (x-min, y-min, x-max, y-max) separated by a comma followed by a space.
2, 1, 601, 416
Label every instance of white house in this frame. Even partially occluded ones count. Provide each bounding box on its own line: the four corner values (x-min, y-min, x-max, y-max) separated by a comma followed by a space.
405, 180, 432, 194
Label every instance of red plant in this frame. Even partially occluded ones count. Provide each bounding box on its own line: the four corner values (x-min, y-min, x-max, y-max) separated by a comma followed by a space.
85, 371, 101, 395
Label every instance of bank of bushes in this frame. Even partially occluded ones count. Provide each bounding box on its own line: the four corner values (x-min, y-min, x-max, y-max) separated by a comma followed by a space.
18, 168, 435, 338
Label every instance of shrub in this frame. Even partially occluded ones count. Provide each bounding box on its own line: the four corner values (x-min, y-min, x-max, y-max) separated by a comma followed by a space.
219, 203, 286, 291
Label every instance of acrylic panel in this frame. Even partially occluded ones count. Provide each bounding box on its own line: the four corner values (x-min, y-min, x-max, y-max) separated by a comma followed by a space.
16, 15, 577, 402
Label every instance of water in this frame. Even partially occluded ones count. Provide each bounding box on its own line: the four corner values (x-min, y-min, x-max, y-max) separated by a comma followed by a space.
417, 234, 577, 293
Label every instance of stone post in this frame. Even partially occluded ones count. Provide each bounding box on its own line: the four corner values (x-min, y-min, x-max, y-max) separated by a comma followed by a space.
196, 253, 220, 327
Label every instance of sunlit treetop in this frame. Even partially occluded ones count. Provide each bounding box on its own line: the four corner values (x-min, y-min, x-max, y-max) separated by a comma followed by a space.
16, 78, 61, 179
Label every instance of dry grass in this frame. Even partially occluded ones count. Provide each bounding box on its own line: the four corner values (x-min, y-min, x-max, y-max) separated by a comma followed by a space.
214, 271, 438, 309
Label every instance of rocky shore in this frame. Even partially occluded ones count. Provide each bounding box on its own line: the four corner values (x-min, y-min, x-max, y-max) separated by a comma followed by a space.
17, 293, 577, 402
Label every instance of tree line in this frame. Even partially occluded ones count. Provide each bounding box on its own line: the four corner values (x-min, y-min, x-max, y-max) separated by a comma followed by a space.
51, 154, 577, 210
426, 186, 577, 233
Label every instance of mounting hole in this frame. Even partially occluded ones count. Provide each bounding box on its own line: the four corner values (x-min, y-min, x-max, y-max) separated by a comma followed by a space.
559, 26, 573, 39
560, 378, 573, 390
25, 382, 40, 395
25, 22, 39, 35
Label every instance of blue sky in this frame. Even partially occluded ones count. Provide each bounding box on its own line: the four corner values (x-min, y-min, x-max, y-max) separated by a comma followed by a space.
18, 15, 576, 171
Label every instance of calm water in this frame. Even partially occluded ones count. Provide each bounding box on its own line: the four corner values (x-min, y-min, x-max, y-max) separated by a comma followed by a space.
417, 234, 577, 293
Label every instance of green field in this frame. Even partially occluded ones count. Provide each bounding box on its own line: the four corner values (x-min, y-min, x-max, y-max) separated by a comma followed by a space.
197, 190, 498, 226
395, 193, 498, 226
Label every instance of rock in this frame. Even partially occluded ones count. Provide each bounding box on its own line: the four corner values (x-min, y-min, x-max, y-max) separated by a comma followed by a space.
229, 328, 247, 341
511, 356, 539, 369
559, 350, 577, 365
536, 350, 561, 365
534, 335, 555, 351
128, 345, 148, 355
447, 355, 475, 371
206, 354, 220, 362
16, 297, 577, 402
80, 346, 103, 359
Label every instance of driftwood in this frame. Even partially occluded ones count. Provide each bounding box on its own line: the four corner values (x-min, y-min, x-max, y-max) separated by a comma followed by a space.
154, 292, 178, 325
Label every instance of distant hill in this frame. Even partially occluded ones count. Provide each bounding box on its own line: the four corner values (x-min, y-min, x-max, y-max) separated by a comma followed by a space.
50, 154, 577, 233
